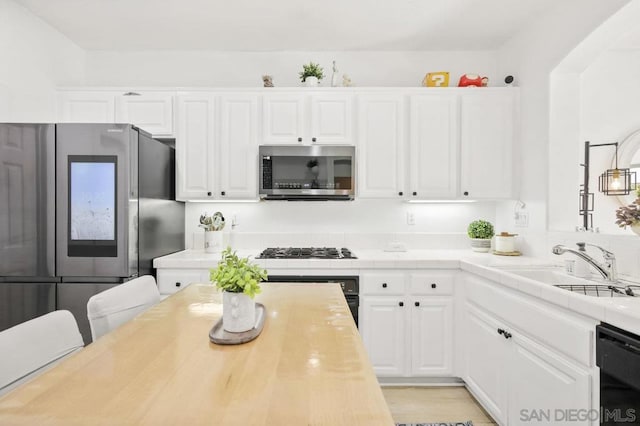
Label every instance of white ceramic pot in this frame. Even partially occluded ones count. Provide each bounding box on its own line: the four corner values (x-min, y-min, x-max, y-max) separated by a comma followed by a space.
631, 224, 640, 236
494, 234, 516, 252
305, 76, 319, 87
204, 230, 223, 253
223, 291, 256, 333
470, 238, 491, 253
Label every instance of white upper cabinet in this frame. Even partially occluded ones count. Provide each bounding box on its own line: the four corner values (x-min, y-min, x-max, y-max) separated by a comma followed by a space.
262, 94, 305, 144
309, 94, 353, 144
409, 94, 458, 199
58, 90, 175, 137
115, 92, 174, 136
357, 95, 405, 198
262, 92, 353, 145
176, 93, 216, 201
459, 91, 516, 199
58, 92, 116, 123
218, 94, 259, 199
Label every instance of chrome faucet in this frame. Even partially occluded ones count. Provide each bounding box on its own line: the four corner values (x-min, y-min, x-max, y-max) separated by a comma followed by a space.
552, 242, 617, 283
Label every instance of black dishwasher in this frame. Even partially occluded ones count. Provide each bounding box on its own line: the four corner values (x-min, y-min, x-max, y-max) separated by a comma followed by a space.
596, 323, 640, 425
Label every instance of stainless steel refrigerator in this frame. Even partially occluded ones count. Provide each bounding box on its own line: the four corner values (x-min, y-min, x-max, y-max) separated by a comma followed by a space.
0, 123, 184, 343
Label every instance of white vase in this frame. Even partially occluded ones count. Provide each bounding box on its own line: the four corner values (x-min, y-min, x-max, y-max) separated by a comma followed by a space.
305, 76, 319, 87
222, 291, 255, 333
204, 230, 223, 253
631, 224, 640, 236
470, 238, 492, 253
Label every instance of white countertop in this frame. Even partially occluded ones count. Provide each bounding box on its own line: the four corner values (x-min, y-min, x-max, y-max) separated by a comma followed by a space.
154, 249, 640, 335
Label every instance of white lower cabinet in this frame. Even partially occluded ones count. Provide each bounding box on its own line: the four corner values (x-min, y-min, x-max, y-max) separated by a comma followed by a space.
157, 269, 209, 295
360, 270, 454, 377
463, 275, 595, 426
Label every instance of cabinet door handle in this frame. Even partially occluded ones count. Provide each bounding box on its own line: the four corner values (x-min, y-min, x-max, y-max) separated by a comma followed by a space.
399, 301, 404, 307
431, 283, 437, 289
497, 328, 505, 335
312, 137, 317, 143
412, 191, 417, 196
175, 282, 181, 287
414, 301, 420, 307
503, 331, 513, 339
398, 191, 403, 196
221, 191, 226, 196
463, 191, 469, 196
207, 191, 212, 196
382, 283, 387, 288
297, 137, 303, 142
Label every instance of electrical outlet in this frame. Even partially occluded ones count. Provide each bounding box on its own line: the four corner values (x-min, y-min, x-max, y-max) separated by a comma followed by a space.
515, 211, 529, 227
406, 212, 415, 225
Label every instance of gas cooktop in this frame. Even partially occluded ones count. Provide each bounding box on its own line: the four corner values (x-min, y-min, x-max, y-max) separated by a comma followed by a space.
256, 247, 357, 260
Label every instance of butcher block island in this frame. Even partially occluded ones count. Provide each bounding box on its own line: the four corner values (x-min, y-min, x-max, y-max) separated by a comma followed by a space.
0, 283, 394, 426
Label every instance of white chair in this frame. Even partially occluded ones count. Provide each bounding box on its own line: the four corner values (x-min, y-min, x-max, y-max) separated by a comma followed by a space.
87, 275, 160, 341
0, 310, 84, 397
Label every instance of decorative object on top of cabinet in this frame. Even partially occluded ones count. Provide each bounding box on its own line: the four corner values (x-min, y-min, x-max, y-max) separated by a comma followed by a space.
342, 74, 352, 87
299, 62, 324, 86
262, 75, 274, 87
210, 247, 267, 333
458, 74, 487, 87
331, 61, 339, 87
422, 71, 450, 87
504, 75, 515, 86
467, 219, 494, 252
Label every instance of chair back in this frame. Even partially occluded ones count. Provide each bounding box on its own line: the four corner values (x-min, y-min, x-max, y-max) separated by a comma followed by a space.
0, 310, 84, 396
87, 275, 160, 341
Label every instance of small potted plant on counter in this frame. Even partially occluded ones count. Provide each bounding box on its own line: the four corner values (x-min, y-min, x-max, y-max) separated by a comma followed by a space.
299, 62, 324, 86
467, 219, 495, 252
210, 248, 268, 333
615, 187, 640, 236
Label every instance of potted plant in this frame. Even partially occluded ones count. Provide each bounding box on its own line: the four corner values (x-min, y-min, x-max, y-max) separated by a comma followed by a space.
210, 247, 268, 332
299, 62, 324, 86
467, 219, 495, 252
615, 187, 640, 236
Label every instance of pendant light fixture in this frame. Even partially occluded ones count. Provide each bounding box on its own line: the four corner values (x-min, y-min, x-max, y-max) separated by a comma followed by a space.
579, 141, 636, 230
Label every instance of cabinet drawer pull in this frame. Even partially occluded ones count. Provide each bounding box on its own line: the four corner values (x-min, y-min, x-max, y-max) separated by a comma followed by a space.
497, 328, 505, 335
207, 191, 212, 196
399, 301, 404, 307
414, 301, 420, 307
175, 282, 181, 287
312, 137, 317, 143
412, 191, 417, 196
431, 283, 437, 289
503, 331, 513, 339
398, 191, 403, 196
463, 191, 469, 196
297, 137, 303, 142
382, 283, 387, 288
221, 191, 226, 196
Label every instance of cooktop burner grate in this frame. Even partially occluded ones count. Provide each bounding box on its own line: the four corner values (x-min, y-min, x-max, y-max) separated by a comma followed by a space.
256, 247, 357, 259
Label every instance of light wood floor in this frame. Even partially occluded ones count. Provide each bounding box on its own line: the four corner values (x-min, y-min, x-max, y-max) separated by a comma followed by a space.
382, 386, 496, 425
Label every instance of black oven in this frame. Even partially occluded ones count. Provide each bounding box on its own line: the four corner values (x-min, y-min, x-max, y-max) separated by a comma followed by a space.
267, 276, 358, 327
596, 323, 640, 425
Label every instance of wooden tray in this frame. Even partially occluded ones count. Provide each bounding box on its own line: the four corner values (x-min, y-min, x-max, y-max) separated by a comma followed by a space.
493, 250, 522, 256
209, 303, 266, 345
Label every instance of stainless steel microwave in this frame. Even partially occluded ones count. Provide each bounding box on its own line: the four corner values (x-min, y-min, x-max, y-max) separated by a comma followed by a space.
259, 145, 355, 200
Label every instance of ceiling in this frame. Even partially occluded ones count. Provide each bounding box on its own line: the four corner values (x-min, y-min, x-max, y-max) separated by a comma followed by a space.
16, 0, 561, 51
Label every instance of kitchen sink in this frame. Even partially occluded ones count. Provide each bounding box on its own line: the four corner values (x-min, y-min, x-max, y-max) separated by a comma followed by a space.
500, 267, 639, 297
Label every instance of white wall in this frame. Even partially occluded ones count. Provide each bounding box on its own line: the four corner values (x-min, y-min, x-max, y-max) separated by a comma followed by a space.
493, 0, 629, 257
0, 0, 85, 121
185, 200, 497, 250
84, 50, 498, 88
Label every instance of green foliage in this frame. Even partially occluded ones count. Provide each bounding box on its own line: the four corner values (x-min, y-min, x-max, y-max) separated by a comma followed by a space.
210, 247, 268, 298
467, 219, 495, 239
299, 62, 324, 82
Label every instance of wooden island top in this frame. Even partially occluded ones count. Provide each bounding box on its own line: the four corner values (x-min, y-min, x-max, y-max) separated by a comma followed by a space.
0, 283, 394, 426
